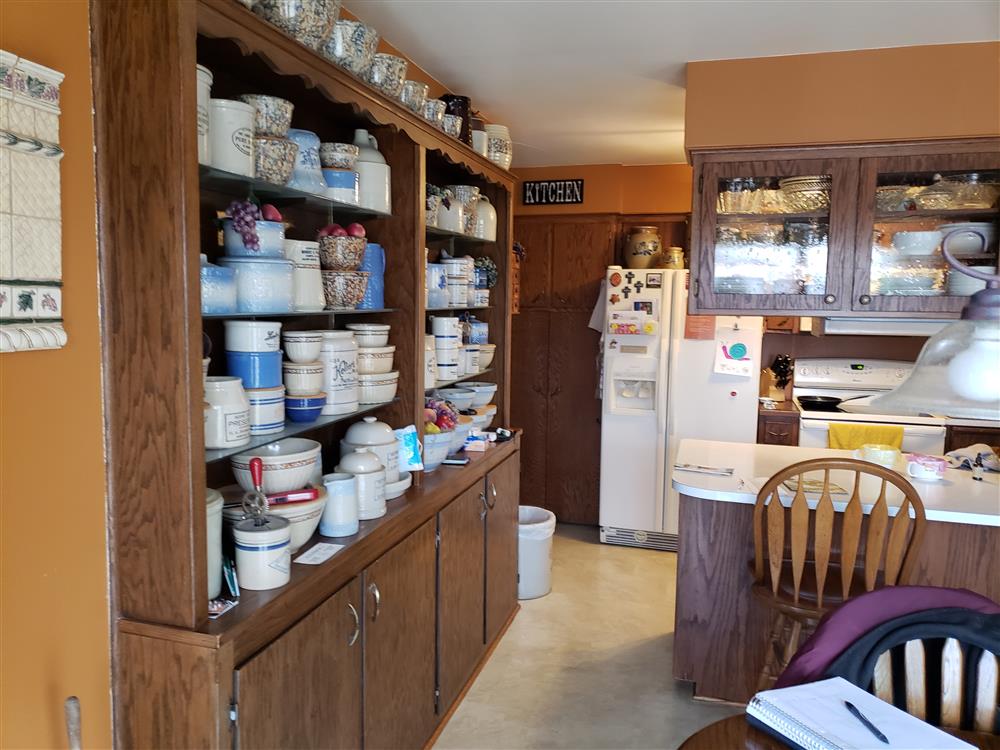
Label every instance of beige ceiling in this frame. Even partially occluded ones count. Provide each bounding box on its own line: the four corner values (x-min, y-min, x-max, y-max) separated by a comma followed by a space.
346, 1, 1000, 167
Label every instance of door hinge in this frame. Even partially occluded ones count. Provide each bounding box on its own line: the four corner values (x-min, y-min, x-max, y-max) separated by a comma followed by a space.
434, 687, 440, 712
229, 701, 238, 724
435, 530, 441, 548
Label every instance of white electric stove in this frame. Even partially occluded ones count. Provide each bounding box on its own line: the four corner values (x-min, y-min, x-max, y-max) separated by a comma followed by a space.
792, 358, 947, 454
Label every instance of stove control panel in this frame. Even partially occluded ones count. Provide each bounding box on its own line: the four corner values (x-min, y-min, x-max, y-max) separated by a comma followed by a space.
793, 358, 912, 390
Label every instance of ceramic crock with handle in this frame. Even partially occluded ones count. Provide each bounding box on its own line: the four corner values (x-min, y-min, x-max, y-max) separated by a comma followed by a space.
353, 128, 391, 213
320, 472, 359, 537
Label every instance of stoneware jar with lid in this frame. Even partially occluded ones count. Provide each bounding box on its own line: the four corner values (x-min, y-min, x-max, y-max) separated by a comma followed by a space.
337, 448, 386, 520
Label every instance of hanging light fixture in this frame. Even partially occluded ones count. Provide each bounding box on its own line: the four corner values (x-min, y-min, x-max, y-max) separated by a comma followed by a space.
870, 230, 1000, 421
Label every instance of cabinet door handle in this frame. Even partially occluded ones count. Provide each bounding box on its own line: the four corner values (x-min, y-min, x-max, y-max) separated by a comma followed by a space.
480, 491, 488, 519
368, 582, 381, 622
487, 483, 497, 510
347, 602, 360, 646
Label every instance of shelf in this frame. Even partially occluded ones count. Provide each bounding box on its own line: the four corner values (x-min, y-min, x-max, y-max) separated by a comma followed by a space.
202, 308, 397, 320
199, 165, 390, 219
425, 306, 491, 312
716, 211, 829, 223
426, 226, 493, 244
205, 399, 395, 463
874, 208, 998, 220
426, 368, 494, 392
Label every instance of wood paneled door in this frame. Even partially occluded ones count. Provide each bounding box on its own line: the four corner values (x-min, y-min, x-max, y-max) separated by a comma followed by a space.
485, 454, 520, 643
363, 521, 437, 750
236, 578, 363, 750
437, 483, 487, 712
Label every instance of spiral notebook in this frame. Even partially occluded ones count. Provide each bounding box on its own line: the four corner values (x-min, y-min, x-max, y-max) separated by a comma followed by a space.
746, 677, 974, 750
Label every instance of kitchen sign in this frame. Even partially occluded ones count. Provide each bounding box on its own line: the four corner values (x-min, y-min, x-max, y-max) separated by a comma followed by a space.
522, 179, 584, 206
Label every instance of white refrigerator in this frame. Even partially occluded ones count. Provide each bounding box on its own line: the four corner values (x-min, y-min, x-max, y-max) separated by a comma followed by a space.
598, 267, 763, 551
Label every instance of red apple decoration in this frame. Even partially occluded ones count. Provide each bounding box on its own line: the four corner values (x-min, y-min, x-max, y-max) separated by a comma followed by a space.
317, 223, 343, 239
346, 222, 366, 238
261, 203, 282, 222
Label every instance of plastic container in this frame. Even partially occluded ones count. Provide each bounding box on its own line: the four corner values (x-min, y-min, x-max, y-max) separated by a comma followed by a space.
200, 256, 237, 315
209, 98, 254, 177
218, 256, 294, 313
196, 65, 213, 165
320, 472, 359, 537
234, 516, 291, 591
206, 488, 224, 600
320, 331, 358, 415
518, 506, 556, 599
226, 350, 282, 389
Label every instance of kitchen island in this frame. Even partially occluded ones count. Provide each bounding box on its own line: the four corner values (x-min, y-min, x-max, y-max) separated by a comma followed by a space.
671, 439, 1000, 704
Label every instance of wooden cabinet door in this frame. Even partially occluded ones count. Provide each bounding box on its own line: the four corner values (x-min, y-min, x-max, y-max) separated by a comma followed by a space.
511, 310, 550, 509
852, 151, 1000, 315
438, 482, 487, 712
236, 578, 362, 750
513, 218, 553, 308
756, 414, 800, 446
550, 220, 617, 309
485, 453, 520, 643
364, 521, 437, 750
945, 425, 1000, 454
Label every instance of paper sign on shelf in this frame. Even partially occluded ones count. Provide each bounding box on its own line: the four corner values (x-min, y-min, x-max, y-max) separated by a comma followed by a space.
295, 543, 345, 565
713, 333, 754, 377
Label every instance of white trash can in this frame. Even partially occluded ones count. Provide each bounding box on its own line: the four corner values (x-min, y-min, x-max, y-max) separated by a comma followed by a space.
518, 506, 556, 600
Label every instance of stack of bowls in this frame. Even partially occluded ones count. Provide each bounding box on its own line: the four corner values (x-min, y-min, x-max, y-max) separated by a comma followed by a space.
239, 94, 297, 185
225, 321, 285, 435
319, 234, 369, 310
459, 381, 498, 408
430, 315, 461, 383
321, 20, 379, 76
435, 387, 475, 411
485, 124, 512, 169
442, 257, 470, 307
366, 53, 407, 98
253, 0, 340, 50
282, 329, 325, 424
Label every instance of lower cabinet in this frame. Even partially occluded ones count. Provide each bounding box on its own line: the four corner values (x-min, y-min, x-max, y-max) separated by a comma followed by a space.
236, 578, 362, 750
485, 454, 520, 643
364, 519, 438, 750
757, 410, 800, 446
944, 424, 1000, 454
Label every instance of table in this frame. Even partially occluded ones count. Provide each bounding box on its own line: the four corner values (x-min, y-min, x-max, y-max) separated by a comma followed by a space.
679, 716, 1000, 750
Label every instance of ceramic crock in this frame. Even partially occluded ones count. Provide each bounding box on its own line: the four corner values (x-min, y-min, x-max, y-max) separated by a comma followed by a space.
342, 416, 400, 483
336, 448, 386, 520
209, 98, 254, 177
625, 226, 663, 269
233, 515, 291, 591
320, 331, 358, 415
474, 195, 497, 241
354, 129, 392, 214
206, 488, 224, 600
436, 191, 465, 233
283, 239, 325, 312
196, 65, 213, 165
204, 376, 251, 449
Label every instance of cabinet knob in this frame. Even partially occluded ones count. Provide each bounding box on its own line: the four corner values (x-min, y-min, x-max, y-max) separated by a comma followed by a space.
859, 294, 871, 305
347, 602, 360, 646
368, 582, 381, 621
823, 294, 836, 304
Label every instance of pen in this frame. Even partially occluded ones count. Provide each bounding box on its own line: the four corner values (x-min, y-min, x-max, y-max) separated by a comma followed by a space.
844, 700, 889, 745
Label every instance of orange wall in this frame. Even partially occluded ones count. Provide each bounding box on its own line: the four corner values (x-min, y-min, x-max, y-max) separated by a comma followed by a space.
513, 164, 693, 216
686, 42, 1000, 153
0, 2, 111, 748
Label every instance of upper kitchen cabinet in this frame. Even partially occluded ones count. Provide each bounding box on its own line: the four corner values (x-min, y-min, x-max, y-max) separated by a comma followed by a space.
689, 141, 1000, 317
691, 157, 858, 314
852, 152, 1000, 314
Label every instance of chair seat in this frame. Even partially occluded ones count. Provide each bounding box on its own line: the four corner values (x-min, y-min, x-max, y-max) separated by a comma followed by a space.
750, 559, 873, 619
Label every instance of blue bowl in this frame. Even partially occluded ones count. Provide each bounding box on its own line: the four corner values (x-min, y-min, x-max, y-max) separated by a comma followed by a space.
226, 350, 282, 389
285, 393, 326, 423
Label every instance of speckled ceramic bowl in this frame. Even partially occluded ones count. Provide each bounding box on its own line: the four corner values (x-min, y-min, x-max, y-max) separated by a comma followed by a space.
442, 114, 462, 139
318, 235, 366, 271
322, 20, 380, 75
366, 53, 408, 98
253, 0, 340, 50
254, 136, 297, 185
400, 80, 429, 114
423, 99, 446, 128
321, 270, 369, 309
239, 94, 294, 137
319, 142, 359, 170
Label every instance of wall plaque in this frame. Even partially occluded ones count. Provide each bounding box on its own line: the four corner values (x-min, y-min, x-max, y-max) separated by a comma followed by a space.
522, 179, 584, 206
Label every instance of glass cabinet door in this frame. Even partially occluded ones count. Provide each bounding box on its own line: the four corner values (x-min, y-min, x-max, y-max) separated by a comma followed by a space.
852, 153, 1000, 313
693, 158, 853, 313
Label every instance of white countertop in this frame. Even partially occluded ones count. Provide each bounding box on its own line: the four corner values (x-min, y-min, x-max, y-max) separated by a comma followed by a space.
672, 439, 1000, 527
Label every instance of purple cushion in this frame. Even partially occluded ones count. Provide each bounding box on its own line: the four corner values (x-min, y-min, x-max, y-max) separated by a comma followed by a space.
775, 585, 1000, 689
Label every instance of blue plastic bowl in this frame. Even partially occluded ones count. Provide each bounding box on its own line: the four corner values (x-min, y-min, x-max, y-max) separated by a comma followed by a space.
226, 350, 282, 389
285, 393, 326, 423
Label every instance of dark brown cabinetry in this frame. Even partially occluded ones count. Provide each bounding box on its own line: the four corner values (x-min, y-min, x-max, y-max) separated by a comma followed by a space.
689, 140, 1000, 318
944, 424, 1000, 454
364, 521, 438, 750
438, 483, 487, 711
237, 579, 362, 750
485, 454, 521, 643
756, 408, 800, 446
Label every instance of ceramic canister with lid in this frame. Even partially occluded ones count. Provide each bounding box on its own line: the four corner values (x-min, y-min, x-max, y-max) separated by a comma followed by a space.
337, 448, 386, 520
320, 472, 359, 537
206, 488, 224, 600
342, 416, 400, 483
204, 376, 251, 449
233, 515, 291, 591
320, 331, 358, 415
209, 98, 254, 177
196, 65, 213, 165
283, 240, 325, 312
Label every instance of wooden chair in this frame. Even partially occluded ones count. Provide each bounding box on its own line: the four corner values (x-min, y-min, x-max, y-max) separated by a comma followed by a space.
825, 608, 1000, 735
752, 458, 927, 689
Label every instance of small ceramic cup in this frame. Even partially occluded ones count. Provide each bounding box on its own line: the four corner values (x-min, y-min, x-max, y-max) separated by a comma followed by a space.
906, 454, 948, 481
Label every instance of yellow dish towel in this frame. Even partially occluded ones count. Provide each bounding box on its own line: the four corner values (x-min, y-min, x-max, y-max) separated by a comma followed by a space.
828, 422, 904, 450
